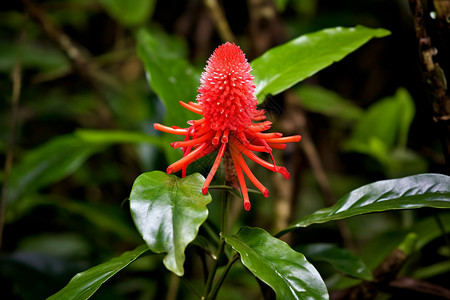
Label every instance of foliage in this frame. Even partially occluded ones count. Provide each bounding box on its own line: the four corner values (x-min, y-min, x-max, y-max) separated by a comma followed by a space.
47, 245, 150, 300
1, 1, 449, 300
224, 227, 329, 300
129, 171, 211, 276
280, 173, 450, 233
251, 25, 390, 102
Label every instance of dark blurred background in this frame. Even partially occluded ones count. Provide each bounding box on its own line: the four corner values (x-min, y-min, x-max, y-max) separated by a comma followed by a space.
1, 0, 449, 299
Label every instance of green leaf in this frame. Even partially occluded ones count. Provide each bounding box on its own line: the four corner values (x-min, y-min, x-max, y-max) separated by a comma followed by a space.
300, 243, 372, 280
345, 87, 415, 152
0, 41, 69, 73
380, 147, 428, 178
224, 227, 329, 300
7, 135, 105, 206
395, 88, 415, 148
18, 233, 91, 259
251, 25, 390, 102
54, 199, 141, 244
273, 0, 290, 12
295, 85, 363, 120
413, 260, 450, 280
360, 213, 450, 271
47, 244, 150, 300
6, 130, 167, 221
75, 129, 163, 146
329, 213, 450, 290
281, 174, 450, 234
137, 28, 201, 163
98, 0, 156, 26
137, 28, 200, 128
410, 212, 450, 250
342, 88, 418, 177
327, 232, 417, 290
7, 129, 163, 208
129, 171, 211, 276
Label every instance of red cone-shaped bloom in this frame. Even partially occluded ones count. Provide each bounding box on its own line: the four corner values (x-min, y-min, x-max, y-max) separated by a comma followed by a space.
154, 42, 301, 211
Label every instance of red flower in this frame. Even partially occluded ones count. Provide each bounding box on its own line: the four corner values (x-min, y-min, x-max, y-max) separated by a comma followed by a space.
154, 42, 301, 211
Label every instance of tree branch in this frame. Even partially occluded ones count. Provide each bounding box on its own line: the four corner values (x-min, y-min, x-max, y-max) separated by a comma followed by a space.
409, 0, 450, 171
22, 0, 121, 90
388, 277, 450, 299
0, 36, 23, 249
203, 0, 235, 42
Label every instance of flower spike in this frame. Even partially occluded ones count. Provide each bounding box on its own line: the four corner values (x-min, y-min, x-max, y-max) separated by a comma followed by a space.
154, 42, 301, 210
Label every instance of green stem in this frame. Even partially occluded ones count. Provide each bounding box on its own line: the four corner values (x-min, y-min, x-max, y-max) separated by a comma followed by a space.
203, 235, 224, 296
209, 185, 260, 196
203, 190, 230, 298
181, 276, 202, 299
207, 254, 239, 300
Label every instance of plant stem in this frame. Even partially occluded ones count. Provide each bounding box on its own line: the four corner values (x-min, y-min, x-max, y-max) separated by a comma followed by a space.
203, 189, 230, 298
181, 276, 202, 299
207, 254, 239, 300
203, 233, 224, 295
220, 189, 229, 235
209, 185, 260, 196
166, 274, 180, 300
0, 25, 24, 249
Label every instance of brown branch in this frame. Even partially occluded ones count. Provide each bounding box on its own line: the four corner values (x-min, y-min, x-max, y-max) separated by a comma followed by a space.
22, 0, 121, 90
166, 273, 180, 300
22, 0, 123, 129
389, 277, 450, 299
333, 275, 450, 300
22, 0, 90, 74
273, 150, 292, 235
0, 28, 24, 249
333, 238, 450, 300
283, 91, 355, 250
332, 247, 408, 300
203, 0, 235, 43
409, 0, 450, 171
246, 0, 286, 58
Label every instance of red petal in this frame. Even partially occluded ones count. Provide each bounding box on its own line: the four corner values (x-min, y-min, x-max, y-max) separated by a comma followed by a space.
202, 142, 227, 195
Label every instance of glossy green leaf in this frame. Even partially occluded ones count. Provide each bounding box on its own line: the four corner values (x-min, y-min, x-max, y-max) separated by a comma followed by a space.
137, 28, 200, 128
281, 173, 450, 234
98, 0, 156, 26
224, 227, 329, 300
7, 135, 105, 206
47, 244, 150, 300
129, 171, 211, 276
300, 243, 372, 280
295, 85, 363, 120
251, 25, 390, 102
